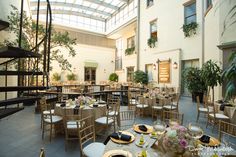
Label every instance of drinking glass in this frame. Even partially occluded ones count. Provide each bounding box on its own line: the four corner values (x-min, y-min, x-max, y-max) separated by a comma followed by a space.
188, 122, 203, 139
118, 131, 122, 147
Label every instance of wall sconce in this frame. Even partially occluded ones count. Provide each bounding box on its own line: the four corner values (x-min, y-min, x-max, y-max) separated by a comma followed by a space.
153, 63, 157, 70
104, 69, 106, 73
173, 62, 178, 69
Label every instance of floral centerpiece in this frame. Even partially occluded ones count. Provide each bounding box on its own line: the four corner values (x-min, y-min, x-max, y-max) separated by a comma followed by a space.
76, 96, 93, 106
163, 124, 192, 156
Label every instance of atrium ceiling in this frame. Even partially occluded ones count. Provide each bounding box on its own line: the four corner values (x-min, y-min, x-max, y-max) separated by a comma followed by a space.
30, 0, 132, 33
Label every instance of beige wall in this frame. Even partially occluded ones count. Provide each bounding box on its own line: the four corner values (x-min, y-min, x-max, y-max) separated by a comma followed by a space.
138, 0, 204, 90
50, 44, 115, 84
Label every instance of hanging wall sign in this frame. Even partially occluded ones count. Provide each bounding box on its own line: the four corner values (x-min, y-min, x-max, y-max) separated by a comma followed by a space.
158, 60, 170, 83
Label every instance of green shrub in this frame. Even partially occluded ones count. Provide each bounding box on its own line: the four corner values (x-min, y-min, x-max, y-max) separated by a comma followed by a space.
66, 73, 77, 81
109, 73, 118, 82
134, 70, 148, 85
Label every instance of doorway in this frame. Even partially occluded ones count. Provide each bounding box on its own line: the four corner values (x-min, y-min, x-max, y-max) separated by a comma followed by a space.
181, 59, 199, 96
84, 67, 96, 84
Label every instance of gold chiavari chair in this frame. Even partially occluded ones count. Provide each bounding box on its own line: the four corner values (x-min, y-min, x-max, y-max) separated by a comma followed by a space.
219, 120, 236, 143
128, 90, 138, 109
39, 148, 45, 157
163, 111, 184, 125
206, 103, 229, 131
119, 110, 135, 130
151, 98, 164, 120
136, 97, 148, 117
95, 99, 119, 134
196, 96, 209, 122
64, 112, 81, 150
40, 97, 55, 129
42, 102, 63, 142
78, 116, 105, 157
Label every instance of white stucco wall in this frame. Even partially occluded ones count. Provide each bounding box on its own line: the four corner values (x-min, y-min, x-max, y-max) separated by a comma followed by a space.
50, 44, 115, 84
138, 0, 204, 90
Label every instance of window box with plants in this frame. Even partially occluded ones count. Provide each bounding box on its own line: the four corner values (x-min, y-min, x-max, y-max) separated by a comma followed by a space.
147, 37, 157, 48
125, 47, 135, 56
182, 22, 198, 37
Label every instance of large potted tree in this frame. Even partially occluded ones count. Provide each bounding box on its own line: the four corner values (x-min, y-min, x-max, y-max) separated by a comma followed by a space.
222, 52, 236, 100
133, 70, 148, 85
182, 67, 207, 102
202, 60, 222, 102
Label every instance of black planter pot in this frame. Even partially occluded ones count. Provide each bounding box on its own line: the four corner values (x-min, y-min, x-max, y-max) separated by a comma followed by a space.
192, 92, 204, 103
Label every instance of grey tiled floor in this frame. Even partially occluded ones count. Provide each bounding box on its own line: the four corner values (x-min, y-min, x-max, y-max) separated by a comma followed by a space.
0, 97, 224, 157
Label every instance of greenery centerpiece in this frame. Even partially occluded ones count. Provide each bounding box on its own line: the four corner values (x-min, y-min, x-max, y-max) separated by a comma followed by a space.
222, 52, 236, 100
125, 47, 135, 55
202, 60, 222, 102
182, 67, 207, 102
109, 73, 118, 82
134, 70, 148, 85
182, 22, 198, 37
147, 37, 157, 48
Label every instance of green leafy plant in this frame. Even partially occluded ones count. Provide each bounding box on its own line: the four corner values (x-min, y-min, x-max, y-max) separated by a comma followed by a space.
52, 72, 61, 82
109, 73, 118, 82
125, 47, 135, 55
182, 67, 207, 93
134, 70, 148, 85
66, 73, 77, 81
202, 60, 222, 102
1, 5, 76, 71
147, 37, 157, 48
222, 52, 236, 100
182, 22, 198, 37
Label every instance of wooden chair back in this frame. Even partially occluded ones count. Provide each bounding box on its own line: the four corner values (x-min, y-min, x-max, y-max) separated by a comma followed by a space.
219, 120, 236, 142
78, 116, 95, 156
40, 97, 47, 112
39, 148, 45, 157
119, 110, 135, 130
163, 111, 184, 125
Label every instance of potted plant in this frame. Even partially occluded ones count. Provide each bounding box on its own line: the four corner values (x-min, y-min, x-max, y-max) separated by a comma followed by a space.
134, 70, 148, 85
182, 22, 198, 37
52, 72, 61, 82
66, 73, 77, 82
109, 73, 118, 82
222, 52, 236, 100
125, 47, 135, 55
182, 67, 207, 102
147, 37, 157, 48
202, 60, 222, 102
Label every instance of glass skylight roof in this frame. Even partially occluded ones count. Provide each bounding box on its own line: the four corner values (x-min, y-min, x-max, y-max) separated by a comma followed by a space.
30, 0, 132, 33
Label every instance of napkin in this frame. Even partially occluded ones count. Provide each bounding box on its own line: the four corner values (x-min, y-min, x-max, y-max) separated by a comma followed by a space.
199, 135, 210, 143
60, 103, 66, 107
93, 104, 98, 107
110, 132, 131, 141
111, 155, 126, 157
138, 125, 148, 132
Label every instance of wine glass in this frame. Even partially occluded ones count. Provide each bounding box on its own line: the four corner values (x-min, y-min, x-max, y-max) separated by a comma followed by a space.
154, 119, 166, 135
188, 123, 203, 139
118, 131, 122, 147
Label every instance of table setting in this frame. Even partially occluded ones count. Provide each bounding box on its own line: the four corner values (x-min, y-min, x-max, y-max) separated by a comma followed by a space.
103, 120, 236, 157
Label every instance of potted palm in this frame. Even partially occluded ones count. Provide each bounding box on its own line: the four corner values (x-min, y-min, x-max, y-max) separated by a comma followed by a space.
202, 60, 222, 102
182, 67, 207, 102
222, 52, 236, 100
66, 73, 77, 84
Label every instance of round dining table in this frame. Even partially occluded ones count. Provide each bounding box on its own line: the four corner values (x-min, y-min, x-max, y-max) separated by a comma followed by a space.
103, 126, 236, 157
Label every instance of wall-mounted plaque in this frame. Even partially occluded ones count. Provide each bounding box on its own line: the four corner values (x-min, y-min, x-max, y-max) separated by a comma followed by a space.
158, 60, 170, 83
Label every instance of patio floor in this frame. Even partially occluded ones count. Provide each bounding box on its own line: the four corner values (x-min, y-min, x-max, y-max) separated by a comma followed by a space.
0, 97, 223, 157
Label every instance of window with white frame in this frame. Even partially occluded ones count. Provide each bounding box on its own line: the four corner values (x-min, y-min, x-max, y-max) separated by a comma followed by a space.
184, 1, 196, 24
127, 36, 135, 49
115, 38, 123, 70
150, 20, 157, 40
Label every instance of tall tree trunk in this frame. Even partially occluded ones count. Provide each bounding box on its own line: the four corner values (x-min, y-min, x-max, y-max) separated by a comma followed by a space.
212, 86, 214, 103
